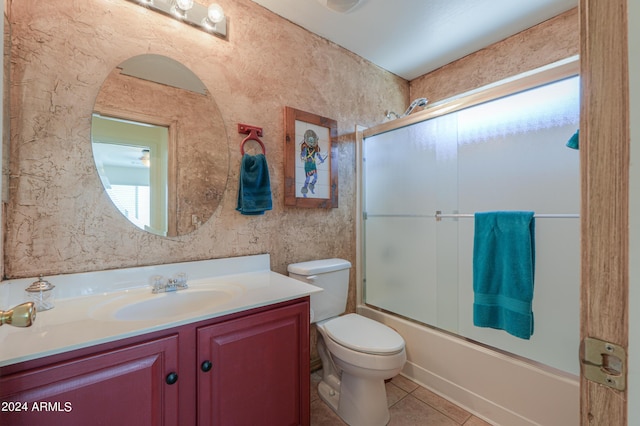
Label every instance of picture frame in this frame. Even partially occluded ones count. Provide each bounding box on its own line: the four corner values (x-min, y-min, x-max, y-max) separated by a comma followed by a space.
284, 107, 338, 208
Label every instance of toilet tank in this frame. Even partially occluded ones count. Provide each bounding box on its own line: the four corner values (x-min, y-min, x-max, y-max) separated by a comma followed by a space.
288, 258, 351, 323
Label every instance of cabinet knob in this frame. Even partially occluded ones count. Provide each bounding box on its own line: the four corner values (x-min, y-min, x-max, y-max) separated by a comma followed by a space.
165, 372, 178, 385
201, 360, 213, 372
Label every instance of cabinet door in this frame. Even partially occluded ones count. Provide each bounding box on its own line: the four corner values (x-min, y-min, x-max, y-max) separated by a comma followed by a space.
197, 301, 310, 426
0, 334, 180, 426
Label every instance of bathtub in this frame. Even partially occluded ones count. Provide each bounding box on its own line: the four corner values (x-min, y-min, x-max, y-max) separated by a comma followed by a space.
358, 305, 579, 426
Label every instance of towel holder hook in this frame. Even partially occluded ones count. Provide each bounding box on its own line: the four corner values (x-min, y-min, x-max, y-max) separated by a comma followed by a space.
238, 123, 265, 155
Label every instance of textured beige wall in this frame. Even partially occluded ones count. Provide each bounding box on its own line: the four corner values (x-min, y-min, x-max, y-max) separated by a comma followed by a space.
6, 0, 407, 287
410, 8, 579, 104
0, 10, 6, 280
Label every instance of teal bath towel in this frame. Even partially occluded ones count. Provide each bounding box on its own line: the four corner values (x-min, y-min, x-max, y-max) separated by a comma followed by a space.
473, 211, 535, 339
236, 153, 272, 215
566, 129, 579, 150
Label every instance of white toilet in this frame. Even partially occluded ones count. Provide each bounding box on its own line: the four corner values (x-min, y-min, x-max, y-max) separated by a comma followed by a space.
288, 258, 406, 426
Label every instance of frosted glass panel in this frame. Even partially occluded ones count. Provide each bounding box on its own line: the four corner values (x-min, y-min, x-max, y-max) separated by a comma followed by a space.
364, 114, 457, 215
457, 78, 580, 214
458, 218, 580, 372
364, 217, 437, 325
362, 76, 580, 375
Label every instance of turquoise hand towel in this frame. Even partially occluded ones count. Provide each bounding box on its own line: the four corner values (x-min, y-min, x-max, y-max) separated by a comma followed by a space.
236, 153, 272, 215
473, 211, 535, 339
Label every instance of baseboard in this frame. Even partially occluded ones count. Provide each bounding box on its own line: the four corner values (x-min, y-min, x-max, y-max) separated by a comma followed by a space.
402, 361, 531, 426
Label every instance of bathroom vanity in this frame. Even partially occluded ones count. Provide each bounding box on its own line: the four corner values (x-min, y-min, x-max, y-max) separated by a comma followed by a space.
0, 255, 319, 425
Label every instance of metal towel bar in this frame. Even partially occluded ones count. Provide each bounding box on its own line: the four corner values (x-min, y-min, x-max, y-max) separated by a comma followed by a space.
434, 210, 579, 221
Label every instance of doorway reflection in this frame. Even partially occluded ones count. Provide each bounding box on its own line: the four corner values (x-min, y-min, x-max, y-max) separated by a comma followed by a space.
92, 115, 170, 236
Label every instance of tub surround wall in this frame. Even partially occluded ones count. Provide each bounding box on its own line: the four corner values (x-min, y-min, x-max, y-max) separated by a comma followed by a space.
409, 8, 579, 104
6, 0, 407, 289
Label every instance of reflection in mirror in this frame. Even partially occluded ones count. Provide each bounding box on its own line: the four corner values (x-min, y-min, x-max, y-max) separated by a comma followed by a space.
91, 54, 229, 237
92, 116, 171, 235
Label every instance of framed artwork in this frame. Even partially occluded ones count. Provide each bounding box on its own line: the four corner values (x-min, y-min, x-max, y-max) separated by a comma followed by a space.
284, 107, 338, 208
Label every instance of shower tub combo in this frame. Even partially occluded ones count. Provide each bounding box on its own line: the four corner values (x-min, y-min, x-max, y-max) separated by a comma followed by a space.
357, 65, 581, 426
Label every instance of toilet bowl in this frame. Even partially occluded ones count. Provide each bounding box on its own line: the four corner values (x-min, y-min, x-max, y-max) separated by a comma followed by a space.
287, 259, 406, 426
316, 314, 406, 426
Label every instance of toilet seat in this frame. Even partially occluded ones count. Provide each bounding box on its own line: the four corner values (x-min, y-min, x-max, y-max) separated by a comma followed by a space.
322, 314, 405, 355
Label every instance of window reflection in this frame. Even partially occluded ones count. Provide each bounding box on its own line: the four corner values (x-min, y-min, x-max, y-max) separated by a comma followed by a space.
91, 115, 169, 236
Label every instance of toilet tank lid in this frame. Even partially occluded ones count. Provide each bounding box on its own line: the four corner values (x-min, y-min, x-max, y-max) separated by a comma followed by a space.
287, 258, 351, 275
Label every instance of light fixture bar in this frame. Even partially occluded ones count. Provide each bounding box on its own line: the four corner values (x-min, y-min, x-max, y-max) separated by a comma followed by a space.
129, 0, 227, 38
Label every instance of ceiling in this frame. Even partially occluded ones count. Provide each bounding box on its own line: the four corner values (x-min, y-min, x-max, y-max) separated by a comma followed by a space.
250, 0, 578, 81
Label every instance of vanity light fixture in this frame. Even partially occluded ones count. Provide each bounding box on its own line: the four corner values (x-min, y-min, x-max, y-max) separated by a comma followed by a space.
129, 0, 228, 38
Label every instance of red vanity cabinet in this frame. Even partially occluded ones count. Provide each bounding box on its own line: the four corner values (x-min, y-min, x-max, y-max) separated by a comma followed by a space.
196, 300, 310, 426
0, 334, 180, 426
0, 297, 310, 426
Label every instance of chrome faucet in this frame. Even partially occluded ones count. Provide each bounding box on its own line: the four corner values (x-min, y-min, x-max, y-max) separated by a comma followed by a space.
151, 273, 189, 294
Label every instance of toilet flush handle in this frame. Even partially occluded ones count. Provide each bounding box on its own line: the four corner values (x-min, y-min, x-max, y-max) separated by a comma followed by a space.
305, 275, 318, 283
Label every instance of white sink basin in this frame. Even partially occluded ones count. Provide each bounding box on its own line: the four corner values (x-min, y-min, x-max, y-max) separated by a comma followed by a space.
113, 289, 233, 321
90, 285, 244, 322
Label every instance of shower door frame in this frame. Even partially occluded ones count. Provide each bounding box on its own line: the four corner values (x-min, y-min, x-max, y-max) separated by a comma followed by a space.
361, 59, 580, 143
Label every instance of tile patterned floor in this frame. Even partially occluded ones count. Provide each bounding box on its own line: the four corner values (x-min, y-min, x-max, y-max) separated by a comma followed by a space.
310, 371, 493, 426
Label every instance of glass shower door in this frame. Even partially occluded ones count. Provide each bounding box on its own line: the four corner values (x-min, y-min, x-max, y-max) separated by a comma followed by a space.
363, 113, 459, 331
361, 75, 581, 374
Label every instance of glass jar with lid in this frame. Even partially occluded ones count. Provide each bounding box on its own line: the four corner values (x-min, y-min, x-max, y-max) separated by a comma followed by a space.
25, 275, 55, 311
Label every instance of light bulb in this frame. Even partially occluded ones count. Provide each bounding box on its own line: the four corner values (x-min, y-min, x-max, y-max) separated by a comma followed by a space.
175, 0, 194, 12
207, 4, 225, 24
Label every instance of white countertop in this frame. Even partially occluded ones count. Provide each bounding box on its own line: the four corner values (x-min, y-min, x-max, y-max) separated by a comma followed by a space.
0, 254, 321, 367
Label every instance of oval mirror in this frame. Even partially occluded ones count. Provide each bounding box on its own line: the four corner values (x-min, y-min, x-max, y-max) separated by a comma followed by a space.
91, 54, 229, 237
